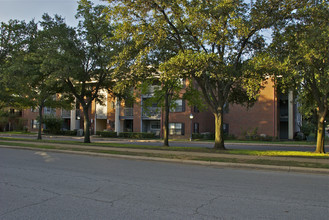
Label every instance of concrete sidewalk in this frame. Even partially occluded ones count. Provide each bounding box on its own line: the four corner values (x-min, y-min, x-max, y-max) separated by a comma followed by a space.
0, 139, 328, 175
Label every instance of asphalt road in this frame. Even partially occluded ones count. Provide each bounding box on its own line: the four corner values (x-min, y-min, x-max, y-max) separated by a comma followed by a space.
1, 147, 328, 220
1, 134, 327, 152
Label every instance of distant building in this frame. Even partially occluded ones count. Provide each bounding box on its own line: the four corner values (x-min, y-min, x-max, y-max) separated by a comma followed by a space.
18, 78, 301, 140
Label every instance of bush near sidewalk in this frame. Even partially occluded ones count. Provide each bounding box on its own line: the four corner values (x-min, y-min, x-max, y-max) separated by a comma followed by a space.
119, 132, 155, 139
192, 133, 236, 140
97, 131, 117, 138
43, 129, 78, 136
96, 131, 156, 139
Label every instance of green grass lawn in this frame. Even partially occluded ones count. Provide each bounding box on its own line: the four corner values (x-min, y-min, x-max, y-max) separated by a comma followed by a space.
2, 132, 327, 146
0, 131, 34, 135
1, 137, 328, 159
191, 139, 329, 146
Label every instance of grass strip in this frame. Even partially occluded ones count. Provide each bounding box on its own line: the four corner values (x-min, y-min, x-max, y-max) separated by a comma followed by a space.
195, 158, 329, 169
171, 138, 329, 145
1, 137, 329, 159
0, 141, 328, 169
0, 131, 34, 135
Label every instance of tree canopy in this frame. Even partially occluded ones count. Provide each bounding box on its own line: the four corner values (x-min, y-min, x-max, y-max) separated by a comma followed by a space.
0, 20, 34, 109
270, 0, 329, 153
107, 0, 300, 149
43, 0, 121, 143
2, 16, 75, 139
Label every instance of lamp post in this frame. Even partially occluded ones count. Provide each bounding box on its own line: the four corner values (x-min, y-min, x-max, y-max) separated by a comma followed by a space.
189, 113, 194, 141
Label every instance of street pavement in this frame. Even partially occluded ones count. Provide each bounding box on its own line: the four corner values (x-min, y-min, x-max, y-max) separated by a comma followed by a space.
1, 133, 327, 152
1, 147, 328, 220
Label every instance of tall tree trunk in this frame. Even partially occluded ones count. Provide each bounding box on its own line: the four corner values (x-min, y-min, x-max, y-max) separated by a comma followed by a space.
315, 110, 326, 153
37, 105, 43, 140
83, 106, 91, 143
214, 109, 226, 150
163, 93, 170, 147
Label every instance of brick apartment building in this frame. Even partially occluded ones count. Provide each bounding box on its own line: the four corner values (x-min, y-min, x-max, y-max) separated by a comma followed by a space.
224, 79, 301, 139
18, 78, 301, 140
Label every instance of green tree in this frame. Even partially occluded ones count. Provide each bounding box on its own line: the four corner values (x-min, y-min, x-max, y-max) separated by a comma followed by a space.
159, 77, 184, 147
109, 14, 187, 146
8, 16, 73, 140
141, 74, 184, 146
42, 115, 63, 134
44, 0, 119, 143
270, 1, 329, 153
108, 0, 298, 149
0, 20, 32, 109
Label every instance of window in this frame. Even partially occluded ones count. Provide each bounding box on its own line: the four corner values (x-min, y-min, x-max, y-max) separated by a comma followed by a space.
223, 103, 229, 114
31, 120, 39, 129
193, 106, 199, 113
44, 107, 55, 115
110, 101, 115, 109
142, 98, 158, 108
194, 123, 199, 133
223, 123, 229, 134
179, 78, 186, 88
169, 123, 185, 135
151, 121, 160, 129
170, 99, 185, 112
31, 107, 38, 112
125, 100, 134, 108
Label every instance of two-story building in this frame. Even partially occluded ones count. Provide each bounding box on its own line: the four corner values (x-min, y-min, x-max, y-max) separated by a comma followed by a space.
20, 78, 301, 140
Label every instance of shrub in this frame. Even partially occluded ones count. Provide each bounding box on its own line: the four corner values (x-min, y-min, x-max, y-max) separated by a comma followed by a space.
299, 121, 316, 137
15, 118, 27, 131
192, 133, 215, 140
42, 116, 63, 134
257, 134, 273, 141
118, 132, 155, 139
294, 132, 305, 141
192, 133, 204, 140
43, 129, 77, 136
98, 131, 117, 138
43, 129, 50, 134
224, 133, 236, 140
244, 127, 259, 140
61, 130, 78, 136
306, 133, 316, 142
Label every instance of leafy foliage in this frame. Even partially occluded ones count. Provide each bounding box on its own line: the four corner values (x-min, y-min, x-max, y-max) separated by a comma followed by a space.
0, 20, 35, 109
38, 0, 124, 143
40, 115, 63, 134
107, 0, 298, 149
270, 1, 329, 153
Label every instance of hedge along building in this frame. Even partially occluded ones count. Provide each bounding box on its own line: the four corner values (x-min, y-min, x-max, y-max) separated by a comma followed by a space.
21, 78, 301, 140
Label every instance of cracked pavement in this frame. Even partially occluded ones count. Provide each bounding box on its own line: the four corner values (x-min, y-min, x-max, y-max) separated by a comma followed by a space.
1, 147, 329, 220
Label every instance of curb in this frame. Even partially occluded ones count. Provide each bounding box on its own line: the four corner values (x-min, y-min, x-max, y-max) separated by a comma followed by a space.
1, 145, 328, 175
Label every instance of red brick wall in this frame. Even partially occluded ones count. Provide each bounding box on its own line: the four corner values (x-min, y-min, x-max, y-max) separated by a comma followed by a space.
168, 104, 215, 139
106, 96, 116, 131
168, 110, 191, 139
22, 109, 38, 131
193, 110, 215, 134
224, 79, 277, 138
133, 97, 142, 132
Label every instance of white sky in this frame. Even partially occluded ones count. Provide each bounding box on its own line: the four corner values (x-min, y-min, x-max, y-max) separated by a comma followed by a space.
0, 0, 105, 27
